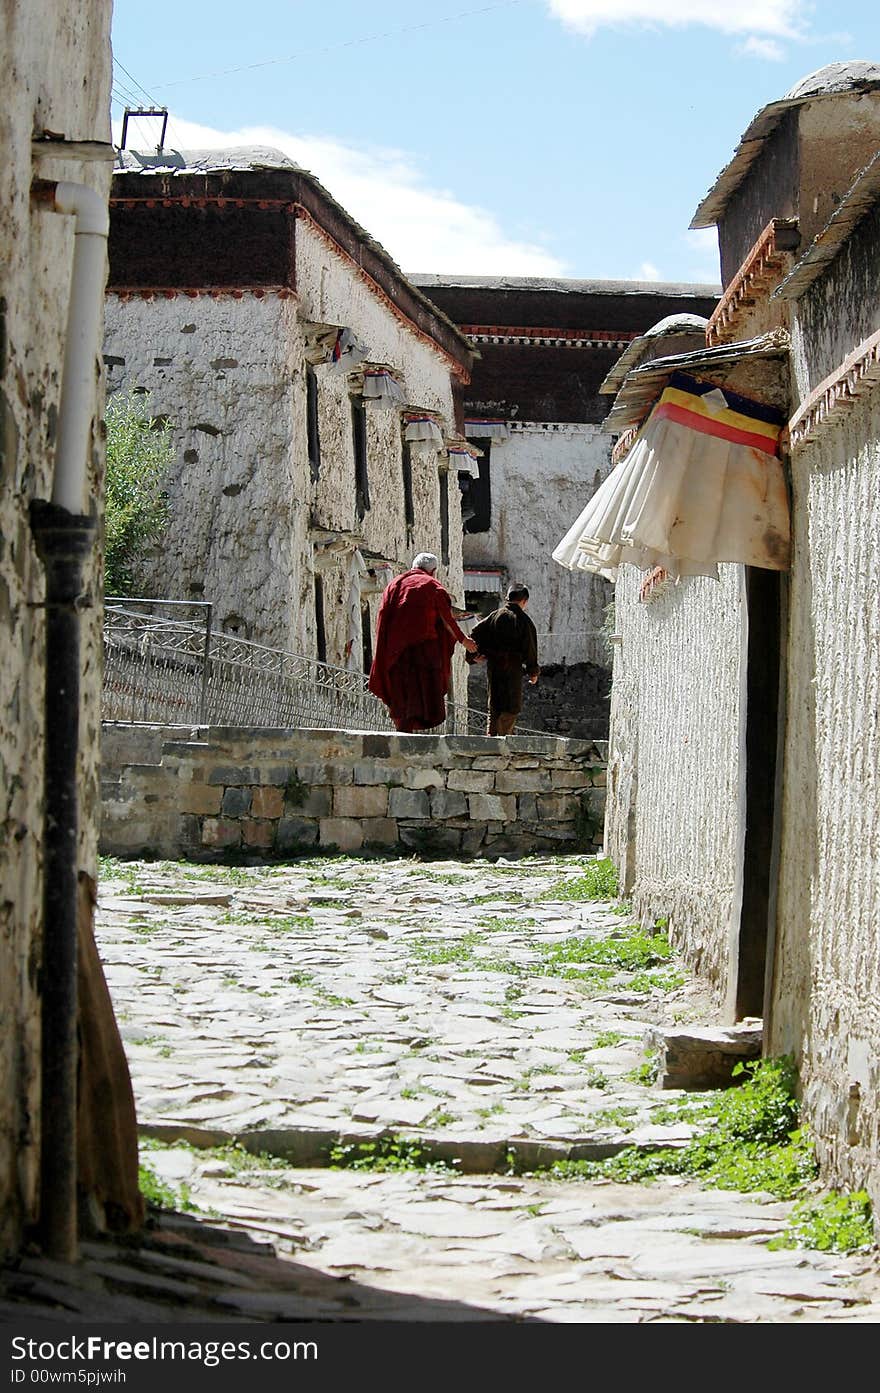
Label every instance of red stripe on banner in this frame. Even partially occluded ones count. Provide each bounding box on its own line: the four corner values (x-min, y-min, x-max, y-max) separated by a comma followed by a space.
654, 401, 780, 456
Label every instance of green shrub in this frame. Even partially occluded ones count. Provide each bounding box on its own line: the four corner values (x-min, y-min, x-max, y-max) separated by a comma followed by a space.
769, 1190, 875, 1254
104, 388, 173, 595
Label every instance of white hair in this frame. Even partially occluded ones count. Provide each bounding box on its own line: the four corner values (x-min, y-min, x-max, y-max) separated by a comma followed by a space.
412, 552, 439, 572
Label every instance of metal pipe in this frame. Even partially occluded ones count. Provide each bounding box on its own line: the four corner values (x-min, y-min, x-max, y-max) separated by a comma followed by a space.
29, 176, 108, 1262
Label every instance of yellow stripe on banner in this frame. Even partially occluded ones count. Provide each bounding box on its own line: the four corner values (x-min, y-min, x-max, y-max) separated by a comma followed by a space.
660, 385, 781, 443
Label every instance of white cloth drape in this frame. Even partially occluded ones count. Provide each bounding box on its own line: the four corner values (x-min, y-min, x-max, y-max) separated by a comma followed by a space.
464, 419, 509, 440
325, 327, 370, 376
553, 371, 789, 581
446, 445, 480, 477
404, 416, 444, 448
362, 369, 406, 408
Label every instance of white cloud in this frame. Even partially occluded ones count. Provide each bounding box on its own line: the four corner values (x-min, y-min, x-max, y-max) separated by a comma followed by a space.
117, 114, 567, 277
547, 1, 806, 40
684, 227, 721, 284
738, 36, 786, 61
636, 261, 662, 281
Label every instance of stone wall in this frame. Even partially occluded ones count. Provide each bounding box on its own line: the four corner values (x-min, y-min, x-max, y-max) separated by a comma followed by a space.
100, 725, 607, 861
466, 660, 612, 741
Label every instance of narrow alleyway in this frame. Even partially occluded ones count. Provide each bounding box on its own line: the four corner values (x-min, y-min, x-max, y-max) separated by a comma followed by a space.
5, 851, 880, 1324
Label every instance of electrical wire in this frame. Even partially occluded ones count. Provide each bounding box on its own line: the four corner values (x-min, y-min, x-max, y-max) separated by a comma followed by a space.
149, 0, 523, 89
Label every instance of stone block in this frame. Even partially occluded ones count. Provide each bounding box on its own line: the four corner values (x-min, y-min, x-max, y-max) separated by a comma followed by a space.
536, 793, 579, 821
276, 817, 318, 850
446, 770, 495, 792
333, 784, 389, 818
388, 787, 430, 819
460, 824, 488, 854
645, 1024, 763, 1091
251, 786, 284, 819
353, 760, 404, 785
470, 757, 506, 771
517, 793, 538, 820
319, 817, 364, 851
178, 783, 223, 816
429, 789, 467, 818
445, 736, 499, 754
505, 735, 559, 755
398, 823, 462, 854
243, 819, 274, 848
296, 762, 354, 785
551, 769, 593, 789
405, 768, 444, 790
361, 734, 392, 757
468, 793, 516, 821
296, 786, 332, 816
201, 818, 242, 849
207, 765, 261, 785
361, 817, 400, 845
222, 786, 252, 817
495, 769, 552, 793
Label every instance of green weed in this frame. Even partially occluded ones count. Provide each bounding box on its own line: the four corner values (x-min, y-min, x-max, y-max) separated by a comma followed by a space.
538, 857, 619, 902
769, 1190, 875, 1254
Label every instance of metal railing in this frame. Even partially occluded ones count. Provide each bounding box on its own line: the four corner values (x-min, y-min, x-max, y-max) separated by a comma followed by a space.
101, 598, 541, 735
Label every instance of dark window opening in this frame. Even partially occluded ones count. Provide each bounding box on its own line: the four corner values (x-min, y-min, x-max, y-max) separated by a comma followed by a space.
463, 438, 491, 533
352, 395, 370, 520
439, 469, 450, 565
306, 365, 321, 481
361, 602, 373, 675
402, 439, 415, 537
314, 575, 326, 663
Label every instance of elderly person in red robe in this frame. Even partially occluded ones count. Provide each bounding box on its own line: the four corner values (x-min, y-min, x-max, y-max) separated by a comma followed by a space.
368, 553, 477, 732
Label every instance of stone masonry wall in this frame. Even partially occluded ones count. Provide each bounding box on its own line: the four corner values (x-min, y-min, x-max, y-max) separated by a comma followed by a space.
100, 725, 607, 861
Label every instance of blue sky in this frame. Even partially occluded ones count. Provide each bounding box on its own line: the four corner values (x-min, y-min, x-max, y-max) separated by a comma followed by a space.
109, 1, 880, 284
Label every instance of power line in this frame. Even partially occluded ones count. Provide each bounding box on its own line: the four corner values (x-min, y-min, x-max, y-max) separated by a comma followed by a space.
151, 0, 523, 90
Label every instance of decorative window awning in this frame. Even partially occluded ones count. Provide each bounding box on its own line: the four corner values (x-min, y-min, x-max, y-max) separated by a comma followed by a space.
445, 439, 482, 477
306, 325, 371, 376
464, 417, 509, 440
361, 366, 406, 409
404, 414, 444, 448
553, 370, 790, 581
464, 568, 505, 594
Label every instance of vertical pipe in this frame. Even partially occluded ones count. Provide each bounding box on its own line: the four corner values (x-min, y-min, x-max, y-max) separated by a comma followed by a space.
29, 177, 107, 1262
199, 604, 213, 725
30, 502, 97, 1263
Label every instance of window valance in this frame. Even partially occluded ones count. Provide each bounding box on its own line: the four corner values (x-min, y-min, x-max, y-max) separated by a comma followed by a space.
362, 367, 406, 409
553, 371, 789, 581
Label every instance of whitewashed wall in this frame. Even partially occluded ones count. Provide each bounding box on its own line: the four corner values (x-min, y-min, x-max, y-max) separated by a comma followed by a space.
771, 386, 880, 1213
463, 423, 613, 667
104, 214, 469, 704
605, 563, 746, 1008
104, 293, 309, 651
1, 0, 112, 1257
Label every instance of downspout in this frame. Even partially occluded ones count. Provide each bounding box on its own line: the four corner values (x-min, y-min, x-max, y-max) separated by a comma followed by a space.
29, 178, 108, 1263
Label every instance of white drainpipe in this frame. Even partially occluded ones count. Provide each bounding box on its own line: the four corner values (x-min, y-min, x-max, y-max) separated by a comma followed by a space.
39, 180, 109, 512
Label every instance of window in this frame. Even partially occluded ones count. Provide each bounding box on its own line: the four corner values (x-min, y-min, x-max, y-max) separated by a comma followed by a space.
351, 394, 370, 521
306, 365, 321, 482
314, 575, 326, 663
439, 468, 450, 565
463, 438, 491, 533
401, 439, 415, 538
361, 602, 373, 674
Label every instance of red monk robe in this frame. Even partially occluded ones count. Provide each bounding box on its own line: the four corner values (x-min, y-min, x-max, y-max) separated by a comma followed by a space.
368, 567, 470, 732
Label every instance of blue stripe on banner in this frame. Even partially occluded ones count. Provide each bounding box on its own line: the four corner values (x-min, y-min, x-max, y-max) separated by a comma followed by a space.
667, 371, 785, 427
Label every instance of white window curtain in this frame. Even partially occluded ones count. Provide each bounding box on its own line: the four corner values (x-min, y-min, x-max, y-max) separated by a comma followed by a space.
362, 368, 406, 409
464, 418, 509, 440
445, 444, 481, 478
552, 371, 789, 581
404, 415, 444, 448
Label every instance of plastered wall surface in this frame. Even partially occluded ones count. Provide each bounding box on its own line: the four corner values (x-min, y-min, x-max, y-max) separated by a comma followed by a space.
104, 220, 468, 702
605, 563, 745, 1008
771, 388, 880, 1212
104, 293, 308, 650
0, 0, 112, 1255
463, 424, 614, 667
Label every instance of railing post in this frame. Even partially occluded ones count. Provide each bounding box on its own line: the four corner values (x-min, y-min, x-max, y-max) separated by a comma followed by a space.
198, 603, 212, 725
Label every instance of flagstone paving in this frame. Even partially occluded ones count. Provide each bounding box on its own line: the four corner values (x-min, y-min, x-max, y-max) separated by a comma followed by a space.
5, 850, 880, 1324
